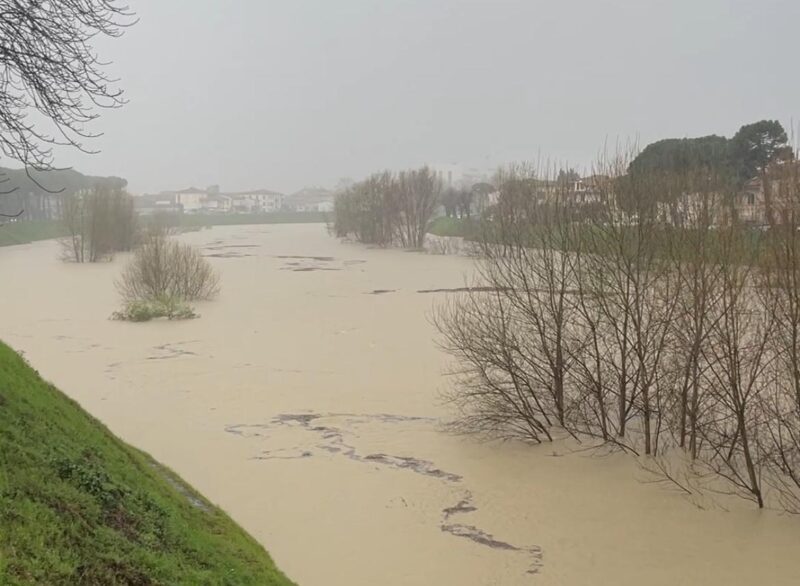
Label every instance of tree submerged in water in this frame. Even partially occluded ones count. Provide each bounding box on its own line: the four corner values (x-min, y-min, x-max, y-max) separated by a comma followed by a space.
333, 166, 443, 248
61, 186, 137, 263
114, 231, 220, 322
435, 152, 800, 512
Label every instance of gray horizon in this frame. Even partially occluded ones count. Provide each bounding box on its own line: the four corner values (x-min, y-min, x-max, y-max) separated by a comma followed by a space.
48, 0, 800, 195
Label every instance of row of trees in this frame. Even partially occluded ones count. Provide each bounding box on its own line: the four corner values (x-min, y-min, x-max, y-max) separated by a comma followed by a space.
61, 186, 137, 262
435, 155, 800, 511
0, 169, 128, 221
333, 166, 443, 248
440, 182, 495, 219
629, 120, 790, 185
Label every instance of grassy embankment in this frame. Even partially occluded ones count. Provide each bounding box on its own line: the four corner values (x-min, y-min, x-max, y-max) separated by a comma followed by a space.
0, 212, 328, 248
428, 216, 479, 239
0, 341, 294, 585
0, 220, 68, 247
427, 216, 767, 261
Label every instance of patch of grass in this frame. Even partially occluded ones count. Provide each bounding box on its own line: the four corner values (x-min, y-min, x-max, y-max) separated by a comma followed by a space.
0, 341, 295, 585
428, 216, 479, 239
0, 220, 68, 247
0, 213, 327, 248
111, 297, 198, 322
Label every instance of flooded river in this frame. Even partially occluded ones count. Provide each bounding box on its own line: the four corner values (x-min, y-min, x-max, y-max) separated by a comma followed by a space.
1, 223, 799, 585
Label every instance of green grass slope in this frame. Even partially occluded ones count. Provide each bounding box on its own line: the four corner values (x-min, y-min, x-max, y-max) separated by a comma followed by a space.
428, 216, 479, 239
0, 221, 68, 247
0, 213, 328, 248
0, 342, 295, 585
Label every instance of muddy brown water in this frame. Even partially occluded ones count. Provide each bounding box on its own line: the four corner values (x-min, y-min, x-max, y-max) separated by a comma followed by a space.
1, 223, 799, 585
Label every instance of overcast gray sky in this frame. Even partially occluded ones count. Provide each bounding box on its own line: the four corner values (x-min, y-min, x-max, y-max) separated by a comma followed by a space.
55, 0, 800, 195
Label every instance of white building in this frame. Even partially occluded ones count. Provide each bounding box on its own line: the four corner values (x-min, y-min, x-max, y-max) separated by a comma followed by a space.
284, 187, 334, 212
200, 194, 233, 213
133, 193, 181, 215
225, 189, 283, 212
144, 186, 284, 214
171, 187, 206, 213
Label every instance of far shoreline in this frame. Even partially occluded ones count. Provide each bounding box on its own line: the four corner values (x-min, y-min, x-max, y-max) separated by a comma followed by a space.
0, 211, 328, 248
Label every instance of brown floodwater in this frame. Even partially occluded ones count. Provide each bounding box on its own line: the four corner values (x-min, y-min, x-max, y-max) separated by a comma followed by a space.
1, 223, 799, 585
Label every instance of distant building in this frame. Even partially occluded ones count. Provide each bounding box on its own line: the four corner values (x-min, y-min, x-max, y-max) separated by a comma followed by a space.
225, 189, 283, 212
730, 168, 800, 227
730, 177, 764, 225
652, 167, 800, 228
133, 193, 181, 215
201, 194, 232, 213
284, 187, 334, 212
171, 187, 206, 213
569, 176, 608, 206
136, 186, 284, 215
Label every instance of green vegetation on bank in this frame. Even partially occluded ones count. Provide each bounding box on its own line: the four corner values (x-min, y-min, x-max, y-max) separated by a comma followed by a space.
333, 167, 441, 247
427, 216, 478, 239
0, 212, 328, 248
0, 341, 294, 585
428, 215, 769, 263
0, 220, 68, 247
629, 120, 790, 183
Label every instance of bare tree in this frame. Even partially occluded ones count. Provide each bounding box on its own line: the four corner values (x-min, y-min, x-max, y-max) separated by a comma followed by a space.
393, 167, 442, 248
483, 164, 578, 426
757, 158, 800, 510
0, 0, 132, 224
567, 234, 614, 442
666, 171, 728, 458
435, 285, 555, 443
116, 232, 220, 303
577, 157, 681, 455
0, 1, 132, 169
436, 157, 667, 452
333, 171, 395, 246
333, 166, 442, 249
422, 139, 800, 510
109, 188, 138, 252
435, 164, 584, 441
697, 224, 774, 508
60, 185, 135, 262
61, 190, 89, 262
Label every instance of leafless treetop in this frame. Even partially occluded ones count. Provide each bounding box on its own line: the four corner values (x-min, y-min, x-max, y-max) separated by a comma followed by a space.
0, 0, 134, 171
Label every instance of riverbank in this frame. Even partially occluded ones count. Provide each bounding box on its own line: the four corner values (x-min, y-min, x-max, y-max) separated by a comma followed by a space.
0, 341, 294, 585
0, 212, 327, 248
0, 220, 68, 247
427, 216, 478, 239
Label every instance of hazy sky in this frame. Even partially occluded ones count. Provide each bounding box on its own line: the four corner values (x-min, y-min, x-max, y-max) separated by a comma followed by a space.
54, 0, 800, 195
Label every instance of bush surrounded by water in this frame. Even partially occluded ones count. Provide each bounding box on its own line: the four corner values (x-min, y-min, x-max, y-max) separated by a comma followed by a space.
112, 296, 198, 322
